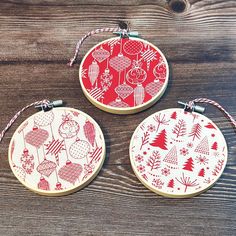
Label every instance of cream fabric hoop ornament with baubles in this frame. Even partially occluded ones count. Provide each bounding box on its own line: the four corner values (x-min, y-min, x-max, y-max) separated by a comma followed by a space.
129, 98, 234, 198
69, 22, 169, 114
1, 100, 106, 196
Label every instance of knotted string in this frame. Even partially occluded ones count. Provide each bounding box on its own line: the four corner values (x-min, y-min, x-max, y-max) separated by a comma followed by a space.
0, 99, 50, 143
187, 98, 236, 129
68, 26, 130, 67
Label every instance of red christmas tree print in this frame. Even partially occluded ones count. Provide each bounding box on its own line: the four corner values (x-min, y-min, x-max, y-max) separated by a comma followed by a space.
146, 151, 161, 171
172, 119, 186, 138
195, 136, 209, 155
211, 142, 218, 150
183, 157, 194, 171
150, 129, 168, 150
163, 146, 178, 166
198, 168, 205, 177
170, 111, 177, 119
167, 179, 174, 188
188, 123, 202, 141
205, 122, 216, 129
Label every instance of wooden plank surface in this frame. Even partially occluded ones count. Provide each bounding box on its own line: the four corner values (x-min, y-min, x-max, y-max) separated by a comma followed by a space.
0, 0, 236, 235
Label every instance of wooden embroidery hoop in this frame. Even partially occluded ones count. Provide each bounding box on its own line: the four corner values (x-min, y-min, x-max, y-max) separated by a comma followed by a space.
129, 108, 228, 198
79, 37, 169, 114
8, 107, 106, 196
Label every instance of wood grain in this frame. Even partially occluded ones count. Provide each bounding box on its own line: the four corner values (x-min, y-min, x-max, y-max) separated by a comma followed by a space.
0, 0, 236, 235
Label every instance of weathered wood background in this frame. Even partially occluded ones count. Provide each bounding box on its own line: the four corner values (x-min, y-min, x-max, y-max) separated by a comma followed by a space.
0, 0, 236, 235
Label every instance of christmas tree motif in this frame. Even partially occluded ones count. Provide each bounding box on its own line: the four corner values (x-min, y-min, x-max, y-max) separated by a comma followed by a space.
167, 179, 174, 188
183, 157, 194, 172
172, 119, 186, 138
195, 136, 209, 155
163, 146, 178, 166
205, 122, 216, 129
170, 111, 177, 120
146, 151, 161, 171
211, 142, 218, 151
150, 129, 168, 150
198, 168, 205, 177
188, 123, 202, 141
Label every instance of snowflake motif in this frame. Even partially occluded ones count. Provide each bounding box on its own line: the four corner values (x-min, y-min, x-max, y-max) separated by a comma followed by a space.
135, 154, 144, 163
21, 152, 34, 174
161, 167, 170, 176
137, 164, 145, 173
147, 124, 156, 132
152, 178, 164, 189
187, 142, 193, 148
101, 73, 112, 91
195, 155, 209, 165
180, 147, 189, 156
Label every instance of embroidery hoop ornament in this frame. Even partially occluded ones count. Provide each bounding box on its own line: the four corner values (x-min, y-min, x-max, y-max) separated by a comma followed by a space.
69, 22, 169, 114
1, 100, 106, 196
129, 98, 232, 198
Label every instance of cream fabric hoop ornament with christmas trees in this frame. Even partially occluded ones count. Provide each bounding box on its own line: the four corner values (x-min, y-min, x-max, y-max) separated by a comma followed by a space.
129, 104, 228, 198
8, 107, 106, 196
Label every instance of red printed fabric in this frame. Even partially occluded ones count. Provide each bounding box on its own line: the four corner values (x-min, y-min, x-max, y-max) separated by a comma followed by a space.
80, 37, 168, 109
130, 108, 227, 197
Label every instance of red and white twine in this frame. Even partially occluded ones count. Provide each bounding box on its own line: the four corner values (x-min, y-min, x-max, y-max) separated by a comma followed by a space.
188, 98, 236, 129
0, 100, 50, 143
68, 27, 130, 67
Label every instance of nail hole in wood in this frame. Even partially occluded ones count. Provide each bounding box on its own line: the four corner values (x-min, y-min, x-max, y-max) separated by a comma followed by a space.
169, 0, 188, 13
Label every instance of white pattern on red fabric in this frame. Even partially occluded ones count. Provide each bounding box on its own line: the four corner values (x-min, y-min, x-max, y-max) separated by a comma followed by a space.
80, 37, 168, 111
